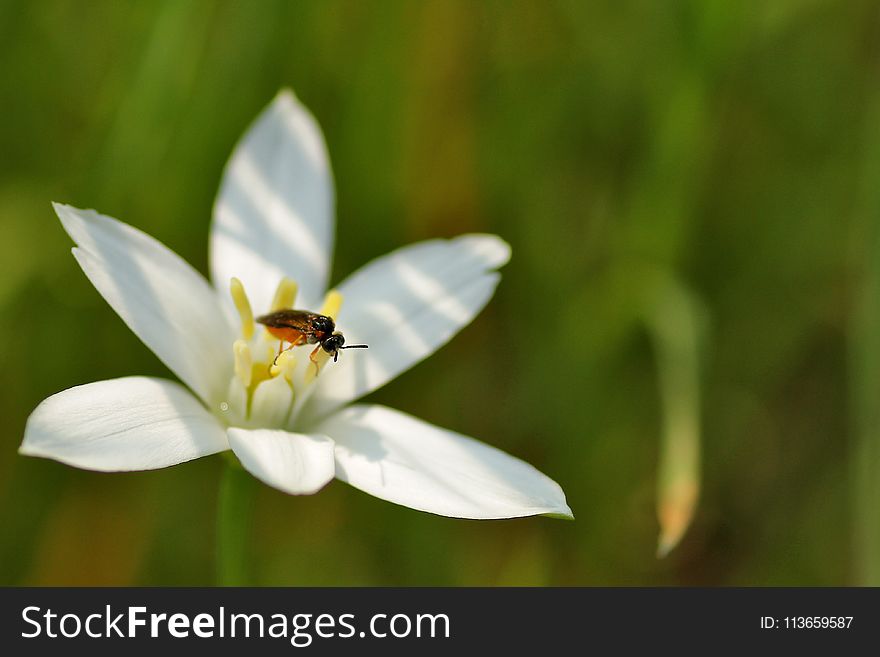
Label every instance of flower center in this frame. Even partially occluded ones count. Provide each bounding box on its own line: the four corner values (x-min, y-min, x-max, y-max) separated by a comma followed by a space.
219, 276, 342, 429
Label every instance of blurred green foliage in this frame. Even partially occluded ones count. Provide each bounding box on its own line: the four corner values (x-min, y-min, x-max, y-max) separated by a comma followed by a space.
0, 0, 871, 585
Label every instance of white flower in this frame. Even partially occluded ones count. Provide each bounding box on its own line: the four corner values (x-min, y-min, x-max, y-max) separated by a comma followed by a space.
20, 89, 572, 520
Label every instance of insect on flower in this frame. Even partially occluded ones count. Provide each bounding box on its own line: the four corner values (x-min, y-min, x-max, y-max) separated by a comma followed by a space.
19, 88, 572, 519
256, 308, 368, 365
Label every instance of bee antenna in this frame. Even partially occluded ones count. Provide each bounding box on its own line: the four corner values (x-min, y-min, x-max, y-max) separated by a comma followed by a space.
340, 344, 369, 350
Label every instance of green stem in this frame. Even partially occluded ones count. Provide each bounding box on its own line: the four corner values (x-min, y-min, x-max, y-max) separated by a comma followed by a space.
644, 272, 705, 558
216, 458, 257, 586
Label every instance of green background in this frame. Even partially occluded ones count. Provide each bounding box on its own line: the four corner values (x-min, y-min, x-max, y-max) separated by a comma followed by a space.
0, 0, 873, 585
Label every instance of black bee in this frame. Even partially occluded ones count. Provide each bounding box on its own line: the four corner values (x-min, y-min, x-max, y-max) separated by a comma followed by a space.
256, 309, 368, 364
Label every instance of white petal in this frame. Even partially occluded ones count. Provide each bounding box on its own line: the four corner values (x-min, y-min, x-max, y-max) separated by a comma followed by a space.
227, 428, 335, 495
55, 203, 235, 407
319, 405, 572, 519
249, 375, 292, 428
20, 377, 228, 471
211, 89, 334, 313
308, 235, 510, 416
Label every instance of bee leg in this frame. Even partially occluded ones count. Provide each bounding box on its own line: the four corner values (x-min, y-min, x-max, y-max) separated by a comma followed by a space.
309, 345, 322, 377
272, 336, 304, 367
272, 340, 288, 367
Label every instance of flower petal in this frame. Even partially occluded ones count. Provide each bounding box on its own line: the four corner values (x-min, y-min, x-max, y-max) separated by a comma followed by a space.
319, 404, 572, 519
55, 203, 235, 407
20, 377, 228, 471
211, 89, 334, 313
308, 235, 510, 416
227, 428, 335, 495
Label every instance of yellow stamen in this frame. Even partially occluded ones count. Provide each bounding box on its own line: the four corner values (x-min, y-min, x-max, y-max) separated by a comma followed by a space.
269, 349, 297, 382
271, 277, 298, 311
233, 340, 253, 387
250, 361, 272, 390
320, 289, 343, 320
230, 277, 254, 340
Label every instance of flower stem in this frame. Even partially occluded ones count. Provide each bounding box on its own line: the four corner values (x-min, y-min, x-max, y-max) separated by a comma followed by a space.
216, 458, 256, 586
644, 272, 706, 558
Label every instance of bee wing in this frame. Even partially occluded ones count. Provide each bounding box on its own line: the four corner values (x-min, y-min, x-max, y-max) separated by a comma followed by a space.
255, 309, 319, 331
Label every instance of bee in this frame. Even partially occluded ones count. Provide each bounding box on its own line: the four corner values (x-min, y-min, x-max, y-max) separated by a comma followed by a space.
255, 309, 368, 366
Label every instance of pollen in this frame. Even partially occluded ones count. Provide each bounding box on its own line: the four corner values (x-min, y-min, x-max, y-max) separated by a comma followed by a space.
230, 277, 254, 340
271, 276, 298, 311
